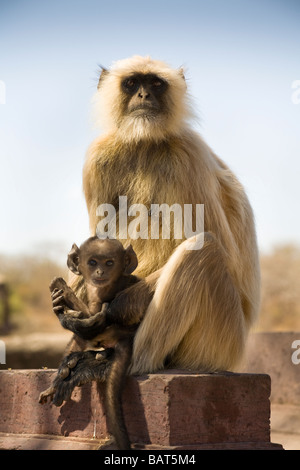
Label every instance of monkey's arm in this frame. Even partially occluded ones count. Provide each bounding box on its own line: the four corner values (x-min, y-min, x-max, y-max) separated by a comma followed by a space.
105, 270, 160, 325
53, 271, 158, 339
56, 303, 109, 340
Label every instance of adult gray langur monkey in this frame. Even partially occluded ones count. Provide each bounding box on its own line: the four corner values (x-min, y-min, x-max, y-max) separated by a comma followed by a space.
53, 55, 260, 400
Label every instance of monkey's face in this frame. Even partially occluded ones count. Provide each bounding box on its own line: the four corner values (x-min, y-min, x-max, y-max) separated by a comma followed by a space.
121, 73, 168, 119
93, 56, 192, 142
78, 240, 125, 287
82, 256, 123, 287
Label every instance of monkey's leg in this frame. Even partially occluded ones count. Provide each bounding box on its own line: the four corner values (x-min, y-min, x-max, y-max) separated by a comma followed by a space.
52, 349, 114, 406
38, 353, 85, 405
131, 233, 246, 375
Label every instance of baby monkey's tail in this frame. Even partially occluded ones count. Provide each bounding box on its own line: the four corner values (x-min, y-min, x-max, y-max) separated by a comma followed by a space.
105, 337, 133, 450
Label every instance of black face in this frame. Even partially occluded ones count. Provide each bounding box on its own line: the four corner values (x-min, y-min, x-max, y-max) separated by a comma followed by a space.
121, 73, 168, 116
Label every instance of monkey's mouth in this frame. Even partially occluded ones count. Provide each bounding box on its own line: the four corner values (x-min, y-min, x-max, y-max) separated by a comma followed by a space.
129, 104, 159, 116
92, 277, 108, 285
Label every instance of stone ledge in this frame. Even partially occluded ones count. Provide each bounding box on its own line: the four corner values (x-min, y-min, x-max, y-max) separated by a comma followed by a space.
0, 369, 283, 450
0, 433, 282, 451
0, 432, 104, 451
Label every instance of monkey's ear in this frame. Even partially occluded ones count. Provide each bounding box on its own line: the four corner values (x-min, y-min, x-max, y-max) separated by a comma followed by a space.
124, 245, 138, 274
178, 67, 185, 81
97, 66, 109, 89
67, 243, 81, 275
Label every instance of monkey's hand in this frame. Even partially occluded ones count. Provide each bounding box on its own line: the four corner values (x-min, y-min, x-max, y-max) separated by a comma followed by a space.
57, 303, 110, 340
51, 287, 86, 319
51, 289, 86, 318
51, 288, 68, 315
52, 349, 113, 406
49, 277, 90, 315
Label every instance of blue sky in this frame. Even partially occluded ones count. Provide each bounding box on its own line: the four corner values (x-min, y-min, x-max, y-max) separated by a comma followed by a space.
0, 0, 300, 261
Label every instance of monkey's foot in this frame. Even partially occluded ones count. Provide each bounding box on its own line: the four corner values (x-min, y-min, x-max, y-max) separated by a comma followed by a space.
52, 350, 113, 406
38, 386, 56, 405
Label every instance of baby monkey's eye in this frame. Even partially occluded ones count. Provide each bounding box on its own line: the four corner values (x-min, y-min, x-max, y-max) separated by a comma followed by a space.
106, 260, 114, 267
88, 259, 97, 267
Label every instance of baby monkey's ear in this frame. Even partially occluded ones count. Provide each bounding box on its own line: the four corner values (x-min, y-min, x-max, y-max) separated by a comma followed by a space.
67, 243, 81, 275
124, 245, 138, 274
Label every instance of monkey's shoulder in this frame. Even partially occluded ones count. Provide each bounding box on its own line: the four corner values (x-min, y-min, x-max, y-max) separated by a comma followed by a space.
117, 274, 141, 291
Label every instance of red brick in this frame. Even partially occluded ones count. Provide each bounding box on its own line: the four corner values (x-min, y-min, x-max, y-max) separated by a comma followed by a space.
0, 369, 283, 449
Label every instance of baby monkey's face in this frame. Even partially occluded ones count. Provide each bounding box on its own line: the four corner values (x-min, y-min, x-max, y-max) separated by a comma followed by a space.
79, 239, 125, 287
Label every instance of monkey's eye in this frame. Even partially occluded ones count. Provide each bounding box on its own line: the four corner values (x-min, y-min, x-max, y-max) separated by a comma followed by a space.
106, 260, 114, 267
152, 79, 163, 87
88, 259, 97, 267
122, 78, 139, 94
151, 78, 167, 92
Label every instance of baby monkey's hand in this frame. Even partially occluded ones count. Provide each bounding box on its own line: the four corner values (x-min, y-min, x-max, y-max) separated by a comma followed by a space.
51, 288, 67, 315
56, 303, 110, 340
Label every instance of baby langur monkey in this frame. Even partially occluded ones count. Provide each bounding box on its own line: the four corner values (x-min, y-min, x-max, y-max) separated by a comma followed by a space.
39, 236, 143, 450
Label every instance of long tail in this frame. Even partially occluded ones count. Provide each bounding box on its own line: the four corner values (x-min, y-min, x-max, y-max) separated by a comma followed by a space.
105, 338, 133, 450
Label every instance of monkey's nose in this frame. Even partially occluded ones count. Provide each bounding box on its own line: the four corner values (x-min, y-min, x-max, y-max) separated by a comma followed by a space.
138, 93, 150, 99
138, 87, 150, 100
